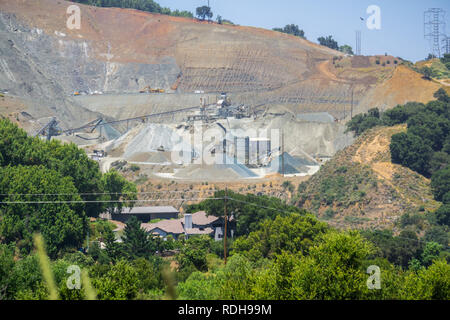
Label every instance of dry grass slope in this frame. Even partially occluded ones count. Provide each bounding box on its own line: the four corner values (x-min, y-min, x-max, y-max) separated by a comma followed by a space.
297, 125, 440, 230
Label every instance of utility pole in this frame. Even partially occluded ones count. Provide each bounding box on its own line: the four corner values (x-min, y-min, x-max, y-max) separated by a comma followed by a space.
208, 0, 211, 23
223, 187, 228, 265
351, 88, 354, 119
281, 130, 285, 176
344, 99, 346, 120
86, 227, 89, 253
355, 30, 361, 55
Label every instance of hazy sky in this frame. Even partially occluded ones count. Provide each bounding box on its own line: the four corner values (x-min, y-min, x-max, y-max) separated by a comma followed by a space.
157, 0, 450, 62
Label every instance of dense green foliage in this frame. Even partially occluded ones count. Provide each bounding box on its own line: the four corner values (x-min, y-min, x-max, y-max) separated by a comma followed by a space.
442, 54, 450, 70
233, 214, 329, 262
122, 216, 156, 259
390, 132, 433, 176
273, 24, 306, 39
178, 225, 450, 300
362, 230, 425, 268
0, 119, 137, 258
195, 6, 213, 21
345, 107, 384, 136
339, 44, 354, 55
317, 35, 339, 50
71, 0, 193, 17
0, 118, 104, 217
101, 169, 137, 214
1, 188, 449, 300
390, 99, 449, 178
431, 166, 450, 203
0, 165, 87, 258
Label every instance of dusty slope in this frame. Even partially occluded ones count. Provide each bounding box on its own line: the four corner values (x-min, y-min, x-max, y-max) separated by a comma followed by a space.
0, 0, 338, 94
357, 65, 442, 115
296, 125, 440, 230
0, 0, 444, 131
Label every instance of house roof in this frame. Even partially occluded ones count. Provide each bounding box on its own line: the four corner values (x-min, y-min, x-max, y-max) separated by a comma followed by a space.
141, 211, 229, 236
120, 206, 179, 215
142, 219, 184, 235
185, 227, 214, 235
190, 211, 219, 226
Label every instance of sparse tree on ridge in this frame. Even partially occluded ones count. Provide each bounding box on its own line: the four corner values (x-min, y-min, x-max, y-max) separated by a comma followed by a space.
196, 6, 213, 21
420, 66, 433, 80
426, 53, 437, 61
273, 24, 306, 39
339, 44, 354, 55
318, 35, 339, 50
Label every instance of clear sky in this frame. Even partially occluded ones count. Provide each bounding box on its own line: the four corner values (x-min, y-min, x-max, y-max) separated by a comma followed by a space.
157, 0, 450, 62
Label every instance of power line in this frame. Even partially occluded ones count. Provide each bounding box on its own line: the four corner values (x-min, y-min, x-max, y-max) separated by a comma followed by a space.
225, 196, 448, 249
0, 198, 224, 204
0, 192, 445, 248
227, 197, 299, 215
355, 30, 361, 56
0, 190, 220, 197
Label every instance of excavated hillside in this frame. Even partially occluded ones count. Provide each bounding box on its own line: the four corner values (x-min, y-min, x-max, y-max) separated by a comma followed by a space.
296, 125, 441, 230
0, 0, 443, 132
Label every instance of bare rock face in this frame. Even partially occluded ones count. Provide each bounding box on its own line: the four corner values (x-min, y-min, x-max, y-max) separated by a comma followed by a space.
0, 0, 440, 158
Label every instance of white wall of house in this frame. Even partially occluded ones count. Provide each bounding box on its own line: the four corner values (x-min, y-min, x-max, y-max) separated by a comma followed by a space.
214, 226, 223, 242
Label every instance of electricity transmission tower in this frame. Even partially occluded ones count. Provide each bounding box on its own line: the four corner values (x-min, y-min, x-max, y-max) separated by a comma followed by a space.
442, 36, 450, 55
355, 30, 361, 55
424, 8, 446, 58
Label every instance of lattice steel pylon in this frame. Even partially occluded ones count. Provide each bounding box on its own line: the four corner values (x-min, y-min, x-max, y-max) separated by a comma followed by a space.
424, 8, 446, 58
355, 30, 361, 55
442, 35, 450, 55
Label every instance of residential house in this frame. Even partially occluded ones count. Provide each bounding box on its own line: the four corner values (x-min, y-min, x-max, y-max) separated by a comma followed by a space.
102, 206, 179, 223
142, 211, 235, 241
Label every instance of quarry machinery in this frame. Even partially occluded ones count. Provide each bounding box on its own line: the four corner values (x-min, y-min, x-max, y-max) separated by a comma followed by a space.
140, 86, 165, 93
139, 86, 151, 93
34, 106, 201, 141
34, 117, 62, 141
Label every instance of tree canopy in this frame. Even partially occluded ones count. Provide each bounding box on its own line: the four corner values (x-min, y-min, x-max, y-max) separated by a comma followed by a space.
233, 214, 329, 261
339, 44, 354, 55
317, 35, 339, 50
122, 216, 156, 260
0, 165, 87, 258
196, 6, 213, 21
273, 24, 306, 39
0, 119, 137, 258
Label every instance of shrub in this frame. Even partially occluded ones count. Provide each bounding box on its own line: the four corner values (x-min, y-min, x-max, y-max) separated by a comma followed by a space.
129, 164, 140, 172
324, 208, 336, 219
390, 132, 433, 177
